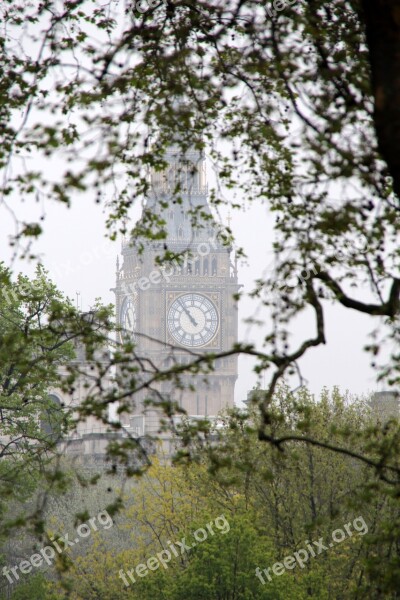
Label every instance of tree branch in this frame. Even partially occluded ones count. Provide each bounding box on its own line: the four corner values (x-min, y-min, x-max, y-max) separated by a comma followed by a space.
316, 271, 400, 316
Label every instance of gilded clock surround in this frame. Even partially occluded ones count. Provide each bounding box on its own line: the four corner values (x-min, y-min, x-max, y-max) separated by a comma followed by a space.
166, 291, 220, 348
120, 295, 137, 341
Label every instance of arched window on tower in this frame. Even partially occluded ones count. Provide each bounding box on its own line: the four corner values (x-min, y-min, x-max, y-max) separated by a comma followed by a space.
169, 211, 174, 220
212, 257, 217, 275
195, 258, 200, 275
178, 227, 183, 239
203, 258, 209, 275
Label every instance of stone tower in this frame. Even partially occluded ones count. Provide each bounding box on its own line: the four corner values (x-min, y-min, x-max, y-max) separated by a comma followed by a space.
115, 144, 239, 436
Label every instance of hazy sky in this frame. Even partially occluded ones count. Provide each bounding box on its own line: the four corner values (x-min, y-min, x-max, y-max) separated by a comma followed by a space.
1, 152, 384, 407
0, 0, 389, 409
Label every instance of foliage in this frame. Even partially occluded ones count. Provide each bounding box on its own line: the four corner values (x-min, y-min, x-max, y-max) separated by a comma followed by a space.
1, 0, 400, 403
4, 574, 55, 600
0, 264, 72, 527
2, 2, 400, 594
0, 262, 116, 535
43, 388, 400, 598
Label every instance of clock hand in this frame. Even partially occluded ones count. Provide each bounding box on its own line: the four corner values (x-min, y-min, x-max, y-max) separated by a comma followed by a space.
178, 299, 198, 327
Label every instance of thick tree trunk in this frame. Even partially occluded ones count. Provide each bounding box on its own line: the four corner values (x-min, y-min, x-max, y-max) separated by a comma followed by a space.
361, 1, 400, 201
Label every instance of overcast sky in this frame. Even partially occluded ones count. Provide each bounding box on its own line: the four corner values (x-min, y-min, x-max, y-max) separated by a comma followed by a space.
0, 0, 390, 408
1, 149, 385, 407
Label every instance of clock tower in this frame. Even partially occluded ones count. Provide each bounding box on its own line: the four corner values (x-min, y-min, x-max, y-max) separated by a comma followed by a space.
115, 144, 239, 436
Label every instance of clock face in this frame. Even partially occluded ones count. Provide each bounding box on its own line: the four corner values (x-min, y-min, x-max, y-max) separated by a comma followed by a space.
120, 297, 136, 339
167, 293, 219, 347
